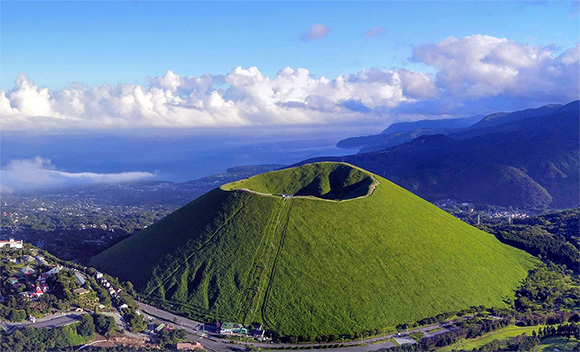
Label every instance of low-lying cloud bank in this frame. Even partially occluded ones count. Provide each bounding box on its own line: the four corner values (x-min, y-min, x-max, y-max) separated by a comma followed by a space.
1, 35, 578, 131
0, 157, 155, 193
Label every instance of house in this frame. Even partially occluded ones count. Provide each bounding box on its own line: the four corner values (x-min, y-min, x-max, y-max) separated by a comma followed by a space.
218, 322, 247, 335
29, 285, 44, 300
35, 255, 47, 265
73, 287, 90, 295
46, 265, 63, 276
0, 239, 23, 249
94, 271, 103, 279
175, 342, 203, 350
74, 272, 86, 285
20, 266, 35, 275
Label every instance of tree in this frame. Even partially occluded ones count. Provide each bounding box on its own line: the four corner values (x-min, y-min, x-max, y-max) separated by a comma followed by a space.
76, 314, 95, 338
125, 312, 146, 333
158, 329, 187, 348
93, 314, 116, 338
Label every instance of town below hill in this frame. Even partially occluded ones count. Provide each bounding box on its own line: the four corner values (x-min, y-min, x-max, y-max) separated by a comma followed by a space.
0, 165, 282, 264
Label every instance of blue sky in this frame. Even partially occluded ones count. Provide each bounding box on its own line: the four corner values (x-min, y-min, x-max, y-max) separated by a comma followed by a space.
2, 1, 578, 90
0, 1, 579, 186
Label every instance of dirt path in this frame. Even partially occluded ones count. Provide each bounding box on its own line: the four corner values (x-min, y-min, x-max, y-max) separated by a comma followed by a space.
260, 198, 293, 328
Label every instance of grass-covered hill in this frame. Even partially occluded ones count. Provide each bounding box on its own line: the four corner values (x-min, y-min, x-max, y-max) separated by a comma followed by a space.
90, 162, 536, 338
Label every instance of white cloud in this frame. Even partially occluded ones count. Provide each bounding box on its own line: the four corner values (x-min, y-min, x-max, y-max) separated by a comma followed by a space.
0, 67, 430, 130
301, 23, 329, 41
0, 35, 577, 131
0, 157, 154, 193
412, 35, 579, 101
363, 27, 385, 38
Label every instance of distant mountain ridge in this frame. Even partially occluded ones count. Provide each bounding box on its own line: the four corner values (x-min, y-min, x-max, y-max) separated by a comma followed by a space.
337, 101, 579, 153
300, 101, 579, 209
468, 101, 577, 130
336, 115, 484, 152
383, 114, 484, 134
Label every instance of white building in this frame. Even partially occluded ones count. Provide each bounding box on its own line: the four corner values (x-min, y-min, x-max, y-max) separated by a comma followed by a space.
0, 239, 23, 249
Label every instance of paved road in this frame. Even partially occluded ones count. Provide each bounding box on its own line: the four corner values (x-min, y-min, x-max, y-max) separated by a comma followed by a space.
137, 301, 476, 352
0, 313, 84, 333
30, 314, 82, 329
137, 302, 233, 352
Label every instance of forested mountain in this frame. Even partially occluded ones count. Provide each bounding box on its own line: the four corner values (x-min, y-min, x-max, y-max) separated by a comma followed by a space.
299, 103, 579, 209
337, 101, 578, 154
336, 115, 483, 152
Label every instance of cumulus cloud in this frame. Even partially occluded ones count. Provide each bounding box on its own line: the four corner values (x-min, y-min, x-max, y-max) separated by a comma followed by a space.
0, 35, 577, 131
0, 157, 154, 193
363, 26, 385, 38
412, 35, 579, 101
0, 67, 434, 130
301, 23, 329, 41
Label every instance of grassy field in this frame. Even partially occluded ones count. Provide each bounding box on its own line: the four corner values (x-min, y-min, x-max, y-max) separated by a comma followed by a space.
438, 325, 545, 351
537, 336, 580, 351
91, 162, 537, 338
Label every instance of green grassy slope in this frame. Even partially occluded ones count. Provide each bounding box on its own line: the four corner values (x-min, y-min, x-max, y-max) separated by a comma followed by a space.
223, 162, 375, 200
90, 162, 537, 338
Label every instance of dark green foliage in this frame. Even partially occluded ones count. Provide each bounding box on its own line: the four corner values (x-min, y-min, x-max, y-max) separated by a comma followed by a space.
92, 162, 536, 338
0, 323, 91, 352
157, 329, 187, 348
515, 262, 580, 311
477, 339, 501, 351
47, 271, 80, 301
124, 312, 146, 333
76, 314, 95, 338
93, 314, 117, 338
482, 209, 580, 268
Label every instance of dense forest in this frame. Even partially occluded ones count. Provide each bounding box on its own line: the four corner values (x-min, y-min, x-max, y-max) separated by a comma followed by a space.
481, 209, 580, 269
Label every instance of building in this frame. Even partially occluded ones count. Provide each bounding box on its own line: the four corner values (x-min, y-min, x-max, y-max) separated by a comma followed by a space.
73, 287, 90, 295
20, 266, 35, 276
0, 239, 23, 249
74, 272, 86, 285
46, 265, 63, 276
29, 285, 44, 300
218, 322, 247, 335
